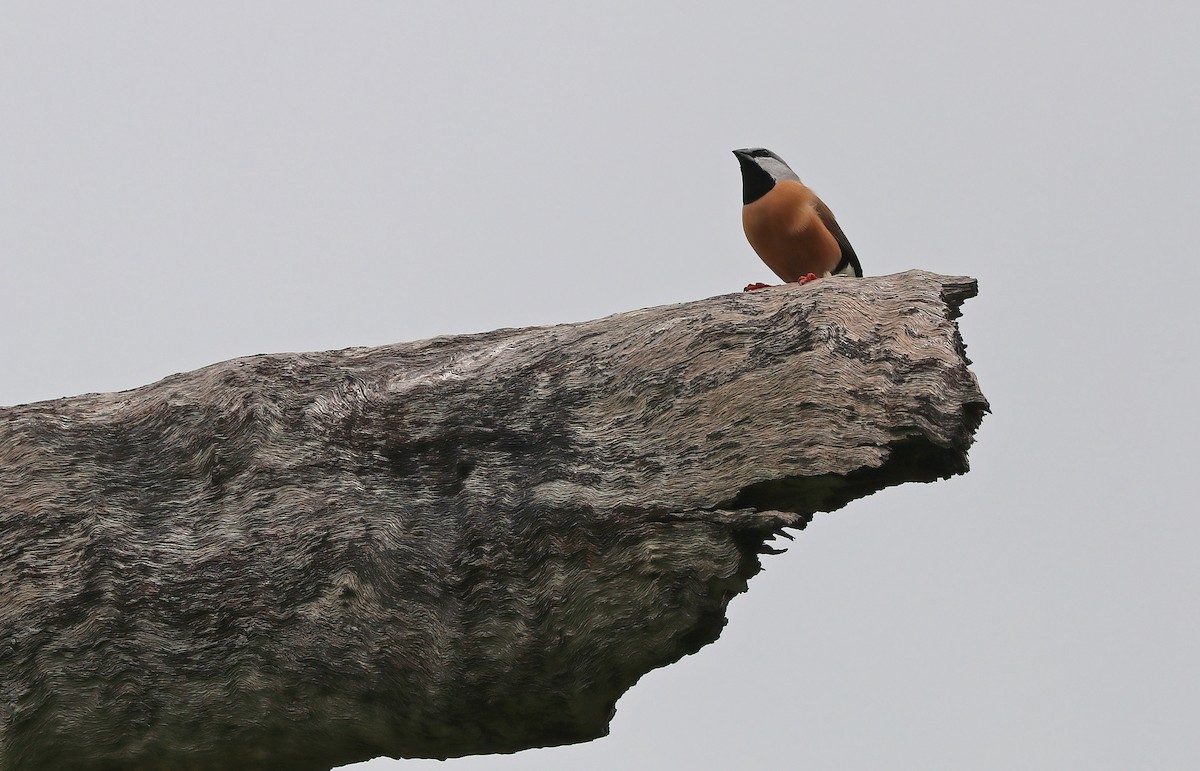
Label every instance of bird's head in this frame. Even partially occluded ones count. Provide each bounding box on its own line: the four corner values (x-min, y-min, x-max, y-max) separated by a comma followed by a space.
733, 148, 800, 205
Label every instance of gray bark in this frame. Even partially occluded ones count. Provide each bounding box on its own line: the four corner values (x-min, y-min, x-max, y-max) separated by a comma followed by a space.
0, 270, 988, 770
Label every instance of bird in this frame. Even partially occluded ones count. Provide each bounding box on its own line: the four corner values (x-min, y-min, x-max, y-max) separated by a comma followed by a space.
733, 148, 862, 290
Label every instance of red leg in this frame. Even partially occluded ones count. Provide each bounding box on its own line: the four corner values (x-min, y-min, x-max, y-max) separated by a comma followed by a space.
743, 282, 772, 291
797, 272, 820, 285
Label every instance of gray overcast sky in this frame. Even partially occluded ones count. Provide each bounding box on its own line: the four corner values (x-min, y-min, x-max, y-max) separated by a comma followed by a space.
3, 2, 1198, 769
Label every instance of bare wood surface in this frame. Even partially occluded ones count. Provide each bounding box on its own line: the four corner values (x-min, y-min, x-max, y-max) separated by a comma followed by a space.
0, 270, 988, 770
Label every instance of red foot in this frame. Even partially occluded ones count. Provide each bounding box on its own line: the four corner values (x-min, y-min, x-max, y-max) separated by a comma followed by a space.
797, 272, 820, 285
743, 282, 771, 291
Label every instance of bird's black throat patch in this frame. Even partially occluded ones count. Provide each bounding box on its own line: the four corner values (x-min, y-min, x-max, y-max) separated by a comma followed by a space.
735, 152, 776, 205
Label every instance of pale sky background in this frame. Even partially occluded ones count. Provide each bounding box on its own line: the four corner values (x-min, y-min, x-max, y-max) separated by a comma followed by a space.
2, 2, 1198, 769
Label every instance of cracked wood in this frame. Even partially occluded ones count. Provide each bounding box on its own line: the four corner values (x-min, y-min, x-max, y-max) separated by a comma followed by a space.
0, 270, 988, 770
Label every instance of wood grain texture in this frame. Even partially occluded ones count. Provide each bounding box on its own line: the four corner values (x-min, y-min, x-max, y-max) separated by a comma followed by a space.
0, 270, 988, 770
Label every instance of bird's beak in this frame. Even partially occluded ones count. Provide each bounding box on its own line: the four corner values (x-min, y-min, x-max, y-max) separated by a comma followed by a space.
732, 149, 755, 171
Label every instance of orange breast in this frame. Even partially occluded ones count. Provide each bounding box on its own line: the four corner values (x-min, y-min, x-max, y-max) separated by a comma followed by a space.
742, 180, 841, 282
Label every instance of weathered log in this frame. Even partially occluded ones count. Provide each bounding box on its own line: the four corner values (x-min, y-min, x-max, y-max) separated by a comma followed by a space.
0, 270, 987, 770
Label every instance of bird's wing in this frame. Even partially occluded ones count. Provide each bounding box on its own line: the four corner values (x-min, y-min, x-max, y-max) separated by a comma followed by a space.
813, 197, 864, 277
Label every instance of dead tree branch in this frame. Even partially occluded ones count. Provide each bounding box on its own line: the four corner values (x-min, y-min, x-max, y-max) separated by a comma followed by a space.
0, 270, 988, 770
